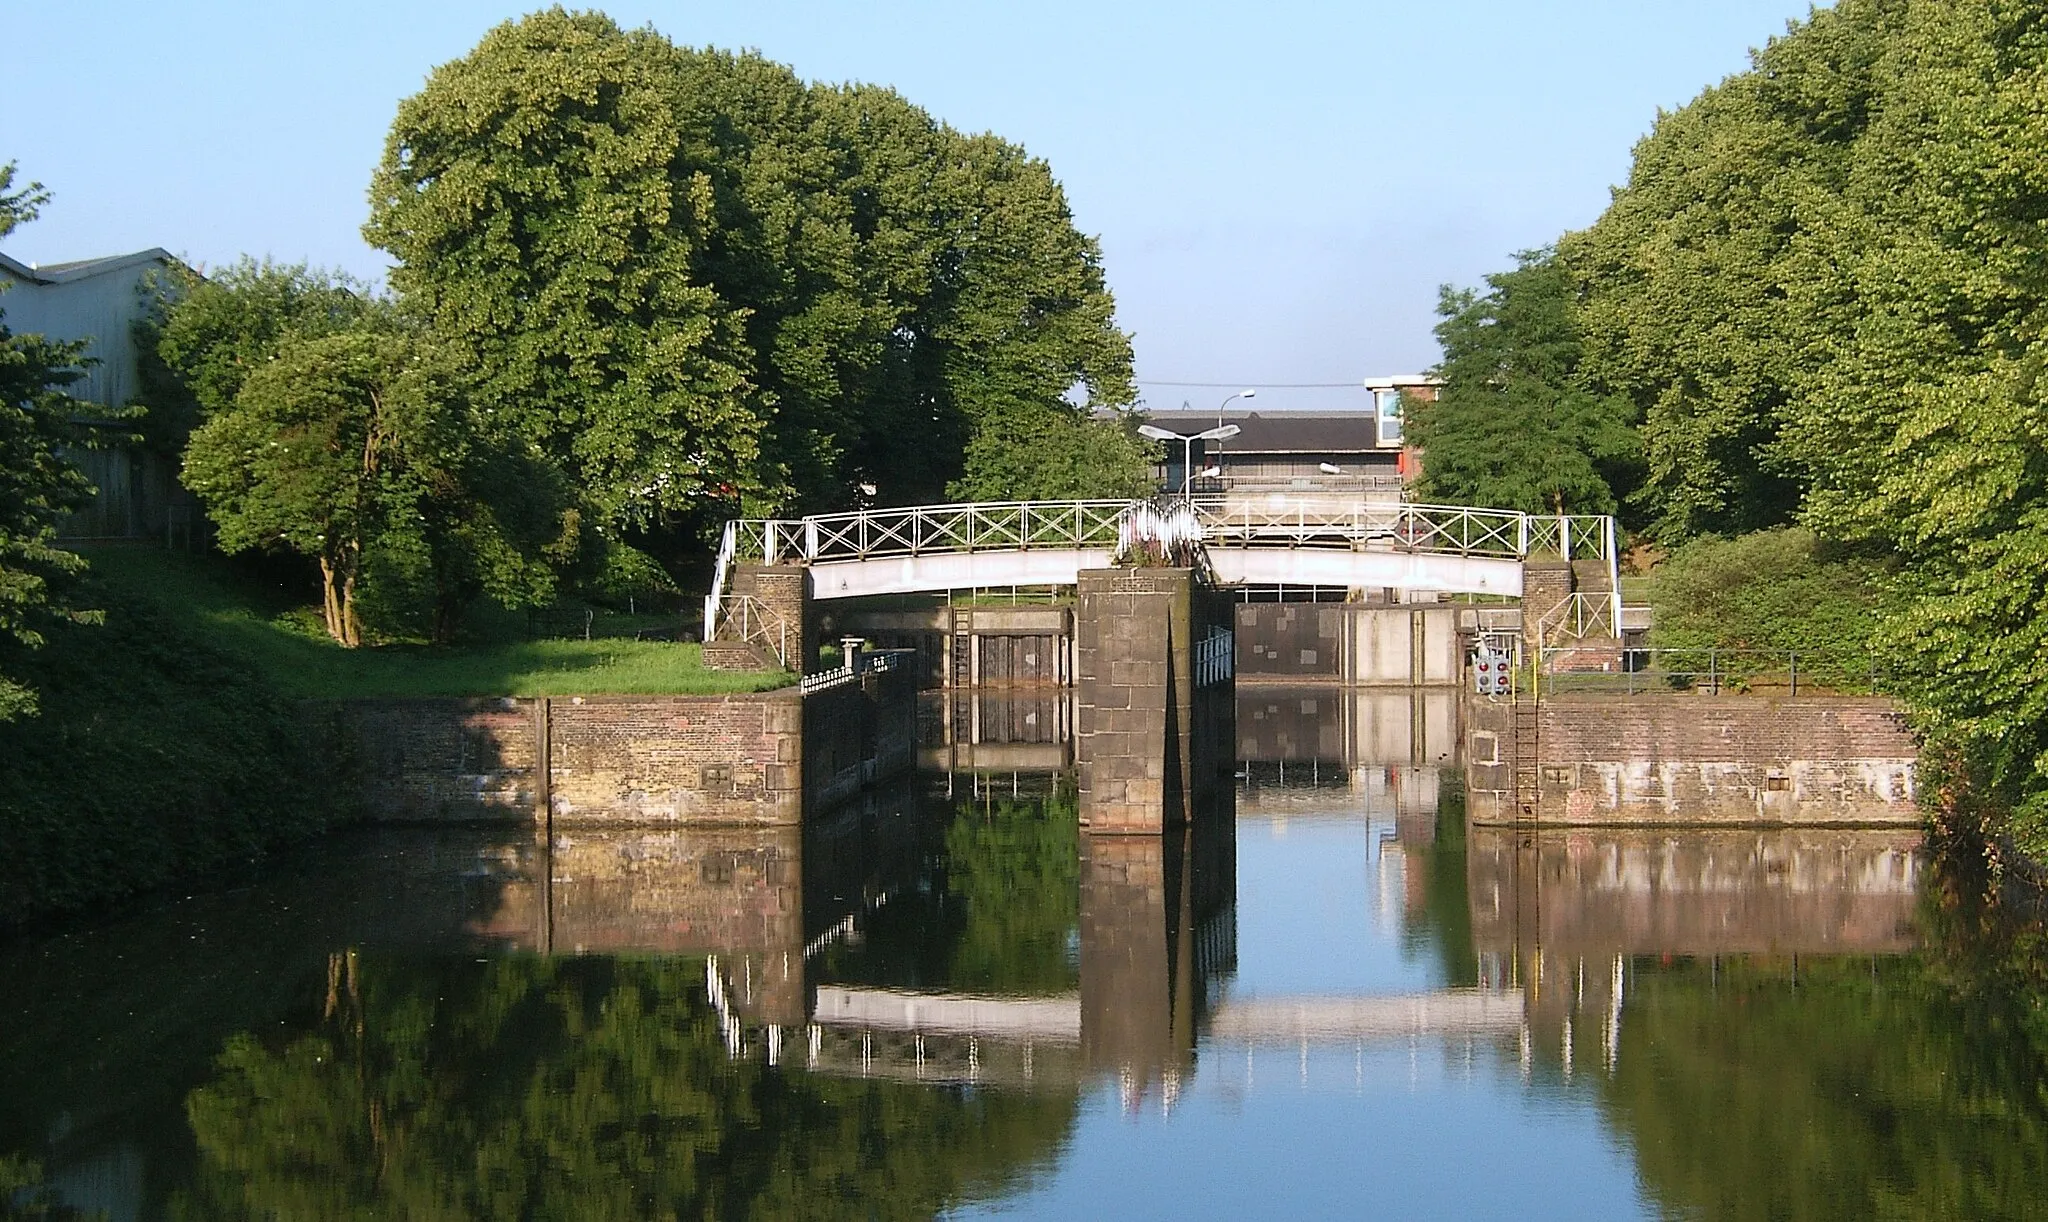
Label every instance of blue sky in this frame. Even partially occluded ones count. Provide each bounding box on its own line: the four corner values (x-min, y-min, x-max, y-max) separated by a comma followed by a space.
2, 1, 1822, 412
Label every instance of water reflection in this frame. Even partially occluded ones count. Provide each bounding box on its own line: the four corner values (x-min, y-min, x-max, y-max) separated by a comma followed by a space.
6, 726, 2048, 1218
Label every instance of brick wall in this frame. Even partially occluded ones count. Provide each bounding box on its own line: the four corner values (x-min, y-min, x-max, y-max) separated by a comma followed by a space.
729, 563, 813, 670
341, 692, 812, 825
1521, 562, 1575, 652
550, 694, 805, 825
1464, 692, 1920, 826
337, 698, 541, 821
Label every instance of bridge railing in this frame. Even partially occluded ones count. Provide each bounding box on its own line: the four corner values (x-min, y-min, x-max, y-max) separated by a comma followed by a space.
705, 498, 1622, 640
725, 499, 1617, 564
1192, 499, 1613, 561
735, 500, 1132, 565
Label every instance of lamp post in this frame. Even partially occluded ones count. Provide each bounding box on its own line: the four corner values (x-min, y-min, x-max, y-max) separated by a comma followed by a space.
1216, 387, 1256, 431
1139, 423, 1242, 496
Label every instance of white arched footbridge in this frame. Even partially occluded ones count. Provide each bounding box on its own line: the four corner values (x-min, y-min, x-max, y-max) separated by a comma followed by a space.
706, 497, 1619, 644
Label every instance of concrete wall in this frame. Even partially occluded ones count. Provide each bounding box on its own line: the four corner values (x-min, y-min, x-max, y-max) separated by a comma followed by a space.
1236, 604, 1458, 686
1465, 694, 1919, 826
338, 681, 912, 826
802, 667, 918, 810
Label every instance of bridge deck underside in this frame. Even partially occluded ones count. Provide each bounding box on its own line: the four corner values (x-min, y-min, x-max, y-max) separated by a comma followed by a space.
805, 548, 1525, 599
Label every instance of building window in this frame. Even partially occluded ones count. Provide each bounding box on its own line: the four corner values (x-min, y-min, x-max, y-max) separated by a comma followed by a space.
1374, 389, 1404, 446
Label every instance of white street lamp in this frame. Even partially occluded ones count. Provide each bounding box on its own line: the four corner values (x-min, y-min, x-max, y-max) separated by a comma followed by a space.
1139, 423, 1243, 496
1319, 462, 1343, 475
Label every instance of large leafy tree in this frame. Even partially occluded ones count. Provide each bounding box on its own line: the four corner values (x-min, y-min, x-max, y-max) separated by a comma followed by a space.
0, 163, 97, 719
182, 327, 555, 645
365, 8, 1142, 551
1447, 0, 2048, 840
1407, 251, 1639, 516
135, 258, 375, 455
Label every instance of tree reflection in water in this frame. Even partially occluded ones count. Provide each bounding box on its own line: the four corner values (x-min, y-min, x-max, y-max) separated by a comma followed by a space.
174, 951, 1075, 1221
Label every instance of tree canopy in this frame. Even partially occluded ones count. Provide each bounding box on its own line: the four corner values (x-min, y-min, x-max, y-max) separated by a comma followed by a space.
0, 162, 97, 719
365, 8, 1144, 544
1407, 251, 1639, 516
1425, 0, 2048, 841
181, 324, 559, 646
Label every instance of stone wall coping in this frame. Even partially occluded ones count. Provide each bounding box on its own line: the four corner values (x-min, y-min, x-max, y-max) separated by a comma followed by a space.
329, 689, 801, 708
1540, 692, 1905, 711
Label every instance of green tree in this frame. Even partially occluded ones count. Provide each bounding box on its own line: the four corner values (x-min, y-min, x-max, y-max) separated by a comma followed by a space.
365, 9, 1144, 550
0, 162, 97, 720
1479, 0, 2048, 836
135, 258, 375, 455
947, 406, 1158, 502
181, 328, 554, 646
1408, 251, 1639, 516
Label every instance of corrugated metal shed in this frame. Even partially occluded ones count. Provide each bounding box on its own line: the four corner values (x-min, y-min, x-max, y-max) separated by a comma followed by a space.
0, 247, 177, 410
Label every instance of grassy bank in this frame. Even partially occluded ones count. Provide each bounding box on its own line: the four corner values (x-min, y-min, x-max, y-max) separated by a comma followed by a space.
82, 546, 794, 698
0, 567, 341, 927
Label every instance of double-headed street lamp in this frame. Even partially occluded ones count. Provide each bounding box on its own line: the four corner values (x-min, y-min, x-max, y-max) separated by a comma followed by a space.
1139, 422, 1242, 496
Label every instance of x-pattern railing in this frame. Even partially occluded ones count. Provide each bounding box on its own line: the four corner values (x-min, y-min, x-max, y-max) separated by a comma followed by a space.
705, 498, 1621, 642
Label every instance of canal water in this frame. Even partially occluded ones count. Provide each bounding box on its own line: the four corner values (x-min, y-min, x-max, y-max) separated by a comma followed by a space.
4, 693, 2045, 1219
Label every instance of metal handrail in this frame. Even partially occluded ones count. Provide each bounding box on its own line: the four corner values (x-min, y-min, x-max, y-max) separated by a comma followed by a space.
1538, 645, 1887, 696
1535, 591, 1620, 645
705, 498, 1624, 649
797, 646, 908, 695
1195, 628, 1235, 688
723, 499, 1618, 564
703, 520, 739, 646
714, 594, 792, 669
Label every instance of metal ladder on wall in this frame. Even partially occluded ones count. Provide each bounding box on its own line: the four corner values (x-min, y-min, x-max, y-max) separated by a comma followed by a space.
1511, 685, 1541, 824
950, 607, 974, 689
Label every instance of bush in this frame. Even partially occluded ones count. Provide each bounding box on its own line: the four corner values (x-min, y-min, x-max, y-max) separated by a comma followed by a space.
1647, 527, 1894, 688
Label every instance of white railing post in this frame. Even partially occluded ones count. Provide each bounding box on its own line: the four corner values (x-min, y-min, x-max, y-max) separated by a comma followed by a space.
806, 517, 818, 561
